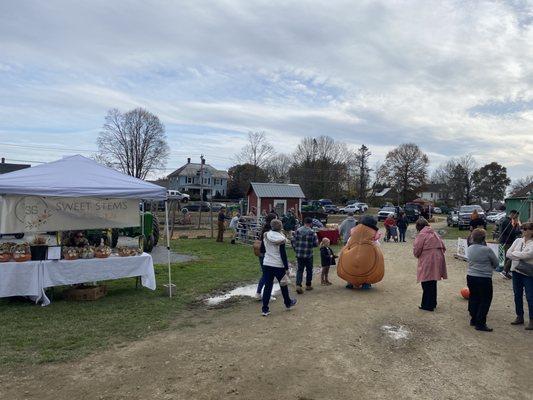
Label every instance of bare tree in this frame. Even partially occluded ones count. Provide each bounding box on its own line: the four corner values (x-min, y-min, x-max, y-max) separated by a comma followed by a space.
96, 108, 169, 179
510, 175, 533, 196
266, 153, 292, 183
383, 143, 429, 203
236, 131, 275, 171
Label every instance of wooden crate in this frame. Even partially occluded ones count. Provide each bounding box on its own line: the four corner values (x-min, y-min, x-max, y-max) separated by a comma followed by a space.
64, 285, 107, 301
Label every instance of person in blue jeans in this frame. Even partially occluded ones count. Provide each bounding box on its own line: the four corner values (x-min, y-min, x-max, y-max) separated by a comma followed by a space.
255, 213, 277, 299
261, 219, 297, 316
291, 217, 319, 294
506, 222, 533, 330
397, 211, 409, 243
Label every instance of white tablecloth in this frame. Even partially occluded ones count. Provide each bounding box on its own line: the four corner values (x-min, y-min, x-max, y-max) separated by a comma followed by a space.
0, 253, 156, 306
0, 260, 43, 303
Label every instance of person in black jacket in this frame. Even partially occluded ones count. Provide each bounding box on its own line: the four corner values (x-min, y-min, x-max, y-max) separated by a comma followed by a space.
319, 238, 336, 285
499, 210, 521, 279
397, 212, 409, 242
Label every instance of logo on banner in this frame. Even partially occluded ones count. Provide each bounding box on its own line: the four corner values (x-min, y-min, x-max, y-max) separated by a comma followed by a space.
15, 196, 54, 231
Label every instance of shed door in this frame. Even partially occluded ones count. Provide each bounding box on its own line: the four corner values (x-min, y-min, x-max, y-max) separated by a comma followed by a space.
273, 199, 287, 216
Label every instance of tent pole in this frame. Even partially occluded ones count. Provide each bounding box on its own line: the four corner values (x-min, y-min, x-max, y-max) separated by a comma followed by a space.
165, 200, 172, 298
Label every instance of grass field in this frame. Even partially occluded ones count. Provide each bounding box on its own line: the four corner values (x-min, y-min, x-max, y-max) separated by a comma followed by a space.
0, 239, 337, 368
439, 223, 496, 240
0, 240, 259, 367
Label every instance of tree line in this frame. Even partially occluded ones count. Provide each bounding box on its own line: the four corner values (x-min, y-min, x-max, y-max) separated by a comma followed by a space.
91, 108, 531, 207
229, 131, 528, 207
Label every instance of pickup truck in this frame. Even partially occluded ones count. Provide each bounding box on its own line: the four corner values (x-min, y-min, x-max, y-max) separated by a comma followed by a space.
457, 205, 486, 230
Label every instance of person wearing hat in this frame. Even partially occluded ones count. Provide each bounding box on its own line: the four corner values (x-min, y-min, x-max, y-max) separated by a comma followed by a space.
337, 216, 385, 289
413, 217, 447, 311
216, 206, 229, 242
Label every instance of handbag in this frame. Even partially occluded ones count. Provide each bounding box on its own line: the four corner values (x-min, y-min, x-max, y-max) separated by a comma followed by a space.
515, 260, 533, 277
253, 240, 262, 257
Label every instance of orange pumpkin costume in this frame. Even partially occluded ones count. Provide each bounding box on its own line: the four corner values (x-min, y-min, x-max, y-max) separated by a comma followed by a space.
337, 224, 385, 285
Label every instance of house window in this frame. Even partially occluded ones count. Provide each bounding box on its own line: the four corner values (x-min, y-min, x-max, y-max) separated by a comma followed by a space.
187, 177, 192, 184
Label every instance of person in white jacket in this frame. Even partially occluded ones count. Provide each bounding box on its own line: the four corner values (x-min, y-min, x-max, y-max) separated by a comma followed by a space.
260, 219, 297, 316
506, 222, 533, 330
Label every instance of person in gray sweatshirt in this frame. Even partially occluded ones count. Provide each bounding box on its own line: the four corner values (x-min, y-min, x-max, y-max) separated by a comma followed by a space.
466, 228, 500, 332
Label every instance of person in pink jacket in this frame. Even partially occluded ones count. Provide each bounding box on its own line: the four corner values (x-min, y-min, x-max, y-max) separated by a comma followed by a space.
413, 217, 447, 311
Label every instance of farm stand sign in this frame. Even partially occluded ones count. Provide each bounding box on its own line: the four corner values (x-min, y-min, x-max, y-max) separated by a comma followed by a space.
0, 195, 139, 233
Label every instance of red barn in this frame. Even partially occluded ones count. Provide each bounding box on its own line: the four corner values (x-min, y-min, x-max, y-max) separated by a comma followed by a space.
247, 182, 305, 218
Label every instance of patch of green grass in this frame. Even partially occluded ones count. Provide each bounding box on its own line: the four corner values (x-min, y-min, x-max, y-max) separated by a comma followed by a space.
0, 239, 263, 368
439, 224, 496, 240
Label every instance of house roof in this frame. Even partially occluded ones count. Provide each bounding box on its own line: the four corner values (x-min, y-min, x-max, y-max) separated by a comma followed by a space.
168, 162, 229, 179
248, 182, 305, 198
508, 182, 533, 199
0, 162, 30, 175
374, 187, 392, 197
420, 183, 445, 193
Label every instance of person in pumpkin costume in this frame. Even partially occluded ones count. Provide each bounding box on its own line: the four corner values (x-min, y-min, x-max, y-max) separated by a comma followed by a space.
337, 216, 385, 289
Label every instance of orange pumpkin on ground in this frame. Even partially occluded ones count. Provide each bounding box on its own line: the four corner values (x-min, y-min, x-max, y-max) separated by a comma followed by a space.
337, 223, 385, 286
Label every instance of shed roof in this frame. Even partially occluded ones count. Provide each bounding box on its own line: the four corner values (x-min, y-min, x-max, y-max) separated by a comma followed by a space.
0, 162, 30, 175
508, 182, 533, 199
248, 182, 305, 198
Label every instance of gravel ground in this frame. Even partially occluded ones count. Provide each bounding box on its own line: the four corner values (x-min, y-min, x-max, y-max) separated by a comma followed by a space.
1, 222, 532, 400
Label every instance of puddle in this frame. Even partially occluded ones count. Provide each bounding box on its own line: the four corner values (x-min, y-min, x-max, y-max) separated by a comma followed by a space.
381, 325, 411, 340
205, 283, 280, 306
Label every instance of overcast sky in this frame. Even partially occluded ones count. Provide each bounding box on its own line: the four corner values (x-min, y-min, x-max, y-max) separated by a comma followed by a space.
1, 0, 532, 179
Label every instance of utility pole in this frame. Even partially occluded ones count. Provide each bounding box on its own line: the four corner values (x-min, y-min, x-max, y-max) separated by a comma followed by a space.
197, 155, 205, 230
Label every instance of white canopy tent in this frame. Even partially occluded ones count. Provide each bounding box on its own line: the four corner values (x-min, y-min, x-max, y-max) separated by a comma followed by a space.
0, 155, 173, 297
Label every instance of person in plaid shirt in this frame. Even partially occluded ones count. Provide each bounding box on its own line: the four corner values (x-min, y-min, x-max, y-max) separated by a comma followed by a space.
291, 217, 319, 294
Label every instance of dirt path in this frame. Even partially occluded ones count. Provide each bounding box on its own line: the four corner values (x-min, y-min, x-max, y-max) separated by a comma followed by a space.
2, 224, 532, 400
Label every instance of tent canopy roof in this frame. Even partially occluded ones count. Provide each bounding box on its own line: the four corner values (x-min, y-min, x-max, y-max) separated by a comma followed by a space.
0, 155, 167, 200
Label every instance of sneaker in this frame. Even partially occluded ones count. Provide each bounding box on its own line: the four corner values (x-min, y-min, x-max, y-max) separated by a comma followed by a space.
254, 293, 262, 300
361, 283, 372, 290
296, 285, 304, 294
345, 283, 354, 289
286, 298, 297, 310
500, 271, 511, 280
261, 310, 270, 317
305, 285, 313, 291
511, 316, 524, 325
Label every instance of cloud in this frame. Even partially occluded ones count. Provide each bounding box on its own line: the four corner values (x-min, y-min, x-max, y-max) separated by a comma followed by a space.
0, 0, 532, 178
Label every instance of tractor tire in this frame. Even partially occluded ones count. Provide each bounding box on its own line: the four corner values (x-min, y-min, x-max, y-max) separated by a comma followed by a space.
144, 234, 155, 253
111, 229, 119, 248
152, 215, 160, 246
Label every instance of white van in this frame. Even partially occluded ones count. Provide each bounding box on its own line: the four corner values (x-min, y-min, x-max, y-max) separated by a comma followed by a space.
167, 190, 190, 202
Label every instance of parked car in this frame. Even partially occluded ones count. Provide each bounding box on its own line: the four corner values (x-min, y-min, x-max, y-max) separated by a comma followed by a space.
487, 211, 506, 223
377, 206, 397, 221
346, 199, 359, 205
433, 207, 442, 214
167, 190, 190, 202
403, 203, 421, 222
182, 201, 211, 212
339, 204, 361, 214
458, 205, 486, 230
353, 202, 369, 212
318, 199, 333, 206
0, 233, 25, 239
447, 210, 459, 227
209, 202, 227, 212
323, 204, 339, 214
